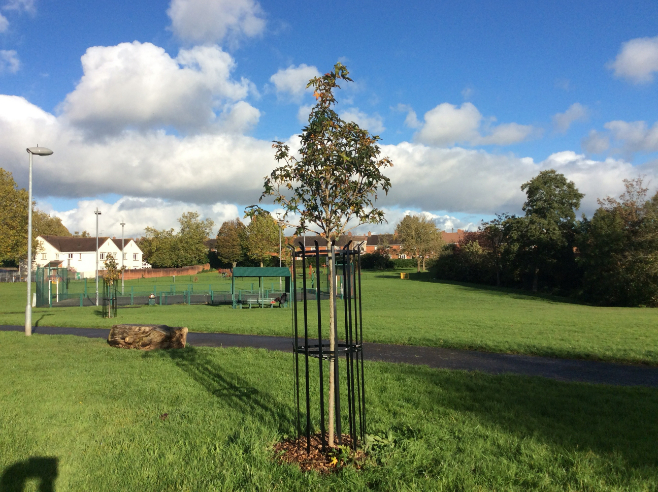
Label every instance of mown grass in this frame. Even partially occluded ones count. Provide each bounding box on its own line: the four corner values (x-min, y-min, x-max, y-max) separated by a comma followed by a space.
1, 331, 657, 491
1, 270, 658, 365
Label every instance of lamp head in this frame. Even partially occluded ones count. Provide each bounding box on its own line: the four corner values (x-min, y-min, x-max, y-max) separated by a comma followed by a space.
26, 147, 53, 156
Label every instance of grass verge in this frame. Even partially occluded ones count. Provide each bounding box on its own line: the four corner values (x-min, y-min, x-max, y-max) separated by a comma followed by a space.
1, 331, 657, 490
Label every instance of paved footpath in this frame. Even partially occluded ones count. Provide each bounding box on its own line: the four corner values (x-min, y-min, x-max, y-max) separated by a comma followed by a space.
2, 325, 657, 388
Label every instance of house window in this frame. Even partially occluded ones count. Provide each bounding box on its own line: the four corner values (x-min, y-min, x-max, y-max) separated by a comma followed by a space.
41, 253, 47, 260
123, 253, 127, 260
68, 253, 73, 259
399, 254, 406, 259
100, 253, 105, 260
133, 253, 138, 261
79, 254, 82, 261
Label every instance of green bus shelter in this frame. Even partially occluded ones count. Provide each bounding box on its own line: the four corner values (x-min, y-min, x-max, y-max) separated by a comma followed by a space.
231, 267, 291, 308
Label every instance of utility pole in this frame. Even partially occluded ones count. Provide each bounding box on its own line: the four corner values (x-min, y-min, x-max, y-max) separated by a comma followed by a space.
120, 220, 125, 295
95, 208, 101, 306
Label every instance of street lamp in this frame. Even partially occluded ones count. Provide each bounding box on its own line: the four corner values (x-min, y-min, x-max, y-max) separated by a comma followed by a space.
25, 146, 53, 337
120, 220, 125, 295
95, 208, 101, 306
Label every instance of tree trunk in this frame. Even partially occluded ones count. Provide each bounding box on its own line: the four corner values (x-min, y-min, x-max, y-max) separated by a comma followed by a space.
260, 261, 263, 267
232, 261, 237, 268
422, 256, 426, 272
108, 324, 187, 350
416, 256, 421, 273
327, 248, 336, 447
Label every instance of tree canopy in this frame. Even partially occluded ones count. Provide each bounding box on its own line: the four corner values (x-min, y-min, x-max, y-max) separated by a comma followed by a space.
244, 210, 279, 268
216, 218, 247, 268
395, 215, 443, 272
139, 212, 213, 268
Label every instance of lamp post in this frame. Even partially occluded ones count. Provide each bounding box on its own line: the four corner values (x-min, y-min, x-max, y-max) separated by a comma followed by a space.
94, 208, 101, 306
120, 220, 125, 295
25, 146, 53, 337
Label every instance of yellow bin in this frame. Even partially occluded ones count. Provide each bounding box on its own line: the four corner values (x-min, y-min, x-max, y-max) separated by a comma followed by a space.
400, 272, 409, 279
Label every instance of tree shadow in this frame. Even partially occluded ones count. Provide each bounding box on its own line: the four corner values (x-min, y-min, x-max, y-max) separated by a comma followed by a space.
33, 314, 53, 327
145, 347, 296, 434
383, 364, 658, 471
0, 457, 58, 492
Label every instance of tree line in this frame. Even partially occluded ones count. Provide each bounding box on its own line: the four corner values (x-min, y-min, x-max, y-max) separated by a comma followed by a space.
0, 168, 72, 267
431, 170, 658, 307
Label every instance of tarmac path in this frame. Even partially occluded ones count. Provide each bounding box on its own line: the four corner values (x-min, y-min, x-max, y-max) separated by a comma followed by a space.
2, 325, 657, 388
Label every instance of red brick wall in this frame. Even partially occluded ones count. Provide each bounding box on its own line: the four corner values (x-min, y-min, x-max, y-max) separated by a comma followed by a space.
100, 264, 210, 279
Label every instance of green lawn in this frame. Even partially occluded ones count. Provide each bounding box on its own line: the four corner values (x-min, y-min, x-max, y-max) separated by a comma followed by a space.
1, 332, 657, 491
1, 270, 658, 365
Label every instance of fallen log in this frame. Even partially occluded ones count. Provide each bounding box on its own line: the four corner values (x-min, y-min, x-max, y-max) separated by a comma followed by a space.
107, 324, 188, 350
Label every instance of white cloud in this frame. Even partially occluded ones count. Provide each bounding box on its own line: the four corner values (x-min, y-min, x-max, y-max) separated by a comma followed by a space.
340, 108, 385, 134
49, 197, 239, 239
414, 102, 536, 147
0, 13, 8, 32
552, 103, 588, 133
59, 42, 252, 136
3, 0, 35, 13
461, 86, 474, 100
269, 64, 320, 102
0, 95, 648, 231
0, 49, 19, 73
395, 103, 421, 129
604, 120, 658, 153
607, 35, 658, 84
217, 101, 260, 134
297, 104, 313, 124
167, 0, 266, 46
581, 130, 610, 154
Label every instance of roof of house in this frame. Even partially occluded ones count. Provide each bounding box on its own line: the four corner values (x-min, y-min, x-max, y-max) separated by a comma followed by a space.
365, 233, 401, 246
292, 234, 368, 249
204, 238, 217, 250
40, 235, 131, 253
441, 229, 466, 244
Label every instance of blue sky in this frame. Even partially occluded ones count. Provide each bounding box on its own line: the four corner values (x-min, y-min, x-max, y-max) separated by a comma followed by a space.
1, 0, 657, 237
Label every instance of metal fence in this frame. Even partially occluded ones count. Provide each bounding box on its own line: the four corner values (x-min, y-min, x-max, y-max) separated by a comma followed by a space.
0, 271, 23, 283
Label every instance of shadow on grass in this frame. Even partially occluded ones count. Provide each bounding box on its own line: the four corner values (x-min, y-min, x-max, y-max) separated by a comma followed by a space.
146, 347, 296, 434
372, 270, 582, 305
387, 364, 658, 471
34, 314, 53, 327
0, 457, 58, 492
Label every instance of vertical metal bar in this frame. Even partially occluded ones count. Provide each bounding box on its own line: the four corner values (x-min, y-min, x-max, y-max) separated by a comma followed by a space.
290, 245, 300, 439
301, 243, 311, 454
357, 247, 366, 440
332, 241, 342, 445
344, 246, 357, 448
314, 241, 326, 449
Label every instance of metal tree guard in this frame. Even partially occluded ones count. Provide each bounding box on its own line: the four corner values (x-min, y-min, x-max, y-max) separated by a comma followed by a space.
290, 239, 366, 454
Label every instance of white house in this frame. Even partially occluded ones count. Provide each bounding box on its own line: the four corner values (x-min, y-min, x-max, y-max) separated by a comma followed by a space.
36, 236, 144, 278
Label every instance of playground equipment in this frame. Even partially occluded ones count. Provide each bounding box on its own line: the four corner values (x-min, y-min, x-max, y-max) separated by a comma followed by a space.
291, 240, 366, 454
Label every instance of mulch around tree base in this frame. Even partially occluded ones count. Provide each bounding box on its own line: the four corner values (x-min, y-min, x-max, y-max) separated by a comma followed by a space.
273, 433, 366, 473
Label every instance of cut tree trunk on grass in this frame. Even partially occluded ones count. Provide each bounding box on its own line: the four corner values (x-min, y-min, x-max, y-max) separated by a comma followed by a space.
108, 324, 188, 350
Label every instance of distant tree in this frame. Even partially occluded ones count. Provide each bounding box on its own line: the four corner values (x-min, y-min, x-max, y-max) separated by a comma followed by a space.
73, 231, 91, 237
578, 178, 658, 306
216, 218, 247, 267
261, 63, 392, 447
395, 215, 442, 272
33, 211, 71, 237
0, 168, 70, 267
244, 209, 279, 267
479, 213, 516, 287
140, 212, 213, 268
516, 170, 583, 292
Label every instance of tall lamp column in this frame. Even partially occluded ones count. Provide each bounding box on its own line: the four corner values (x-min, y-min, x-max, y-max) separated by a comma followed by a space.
120, 221, 125, 295
95, 208, 101, 306
25, 146, 53, 337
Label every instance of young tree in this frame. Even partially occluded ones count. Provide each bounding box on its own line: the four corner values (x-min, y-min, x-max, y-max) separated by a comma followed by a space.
262, 63, 392, 447
0, 168, 29, 266
244, 210, 278, 267
395, 215, 441, 272
216, 218, 247, 267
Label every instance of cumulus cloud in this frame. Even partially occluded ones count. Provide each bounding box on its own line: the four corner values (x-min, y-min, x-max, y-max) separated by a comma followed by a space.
608, 35, 658, 84
0, 94, 648, 231
167, 0, 266, 46
552, 103, 588, 133
0, 13, 8, 32
395, 103, 421, 129
297, 104, 313, 124
50, 197, 239, 239
3, 0, 35, 13
414, 102, 536, 147
581, 130, 610, 154
217, 101, 260, 134
604, 120, 658, 153
340, 108, 385, 134
58, 42, 252, 136
270, 64, 320, 102
0, 49, 19, 73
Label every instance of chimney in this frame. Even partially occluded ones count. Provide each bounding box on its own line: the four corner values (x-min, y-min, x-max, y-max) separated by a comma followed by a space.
451, 228, 454, 233
348, 231, 352, 236
112, 236, 116, 239
368, 231, 372, 236
458, 229, 464, 233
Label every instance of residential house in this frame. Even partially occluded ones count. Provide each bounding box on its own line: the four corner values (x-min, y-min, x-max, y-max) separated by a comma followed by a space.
36, 235, 144, 278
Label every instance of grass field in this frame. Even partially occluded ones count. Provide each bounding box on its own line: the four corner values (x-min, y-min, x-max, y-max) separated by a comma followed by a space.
1, 331, 657, 491
1, 270, 658, 365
